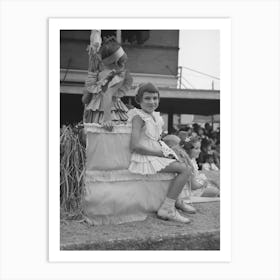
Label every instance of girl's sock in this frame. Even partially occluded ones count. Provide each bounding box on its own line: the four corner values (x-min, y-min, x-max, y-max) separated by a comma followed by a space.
160, 197, 176, 210
158, 196, 191, 223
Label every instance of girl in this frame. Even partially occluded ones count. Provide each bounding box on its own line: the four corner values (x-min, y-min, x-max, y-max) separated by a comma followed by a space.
181, 137, 220, 197
128, 83, 192, 223
82, 36, 133, 130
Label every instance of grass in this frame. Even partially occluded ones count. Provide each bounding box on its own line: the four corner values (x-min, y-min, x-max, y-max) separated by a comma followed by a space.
60, 124, 86, 220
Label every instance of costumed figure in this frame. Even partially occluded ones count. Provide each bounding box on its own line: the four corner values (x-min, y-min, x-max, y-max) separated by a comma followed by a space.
82, 32, 133, 129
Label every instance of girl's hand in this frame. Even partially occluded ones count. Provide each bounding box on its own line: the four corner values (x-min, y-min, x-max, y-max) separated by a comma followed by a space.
106, 70, 117, 79
81, 90, 92, 105
101, 121, 114, 131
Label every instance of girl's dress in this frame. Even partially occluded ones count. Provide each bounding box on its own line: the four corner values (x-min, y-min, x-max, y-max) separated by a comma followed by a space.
128, 108, 178, 175
169, 148, 219, 199
188, 158, 219, 197
83, 69, 132, 124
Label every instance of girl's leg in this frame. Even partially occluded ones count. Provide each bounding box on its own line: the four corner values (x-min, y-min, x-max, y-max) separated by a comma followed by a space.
159, 161, 191, 199
157, 162, 192, 223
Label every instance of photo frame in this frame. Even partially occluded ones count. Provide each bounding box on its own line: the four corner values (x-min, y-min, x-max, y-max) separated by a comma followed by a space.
49, 18, 231, 262
1, 1, 279, 279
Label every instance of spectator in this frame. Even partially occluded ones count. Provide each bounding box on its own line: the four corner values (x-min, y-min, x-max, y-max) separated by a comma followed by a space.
197, 138, 212, 169
192, 123, 199, 134
197, 127, 206, 139
202, 154, 219, 171
204, 122, 213, 138
170, 126, 179, 135
178, 130, 189, 142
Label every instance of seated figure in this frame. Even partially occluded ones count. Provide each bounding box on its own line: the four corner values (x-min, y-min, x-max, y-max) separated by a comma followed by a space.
180, 136, 220, 198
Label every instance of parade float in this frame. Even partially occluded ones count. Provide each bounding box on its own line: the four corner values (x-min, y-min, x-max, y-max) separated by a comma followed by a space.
81, 31, 175, 225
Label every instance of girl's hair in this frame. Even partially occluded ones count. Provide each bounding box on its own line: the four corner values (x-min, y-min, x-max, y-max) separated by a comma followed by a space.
192, 123, 200, 133
204, 154, 214, 162
99, 36, 127, 67
181, 136, 201, 153
135, 82, 160, 104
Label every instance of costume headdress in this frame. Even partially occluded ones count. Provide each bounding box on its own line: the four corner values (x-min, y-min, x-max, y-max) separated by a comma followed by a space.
102, 47, 125, 65
100, 36, 126, 66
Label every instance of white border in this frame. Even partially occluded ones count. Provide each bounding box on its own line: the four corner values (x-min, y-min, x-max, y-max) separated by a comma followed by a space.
49, 18, 231, 262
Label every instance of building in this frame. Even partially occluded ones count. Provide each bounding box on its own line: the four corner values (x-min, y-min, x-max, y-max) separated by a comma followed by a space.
60, 30, 220, 131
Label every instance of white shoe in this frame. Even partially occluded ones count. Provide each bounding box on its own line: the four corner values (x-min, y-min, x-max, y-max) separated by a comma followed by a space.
157, 207, 191, 224
175, 199, 196, 214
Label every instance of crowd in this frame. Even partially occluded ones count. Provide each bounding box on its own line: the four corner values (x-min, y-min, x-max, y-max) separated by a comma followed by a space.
160, 122, 220, 213
164, 122, 220, 171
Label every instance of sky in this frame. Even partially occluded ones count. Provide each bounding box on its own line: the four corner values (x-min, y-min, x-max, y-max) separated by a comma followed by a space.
178, 30, 220, 90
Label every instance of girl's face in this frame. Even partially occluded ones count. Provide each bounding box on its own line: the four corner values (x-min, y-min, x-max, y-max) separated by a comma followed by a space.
189, 141, 201, 159
202, 144, 211, 152
140, 92, 159, 114
198, 128, 204, 136
206, 156, 214, 164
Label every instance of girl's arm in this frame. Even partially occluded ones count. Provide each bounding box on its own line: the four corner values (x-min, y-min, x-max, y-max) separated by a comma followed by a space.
130, 115, 164, 157
81, 90, 92, 105
201, 163, 210, 171
101, 87, 115, 131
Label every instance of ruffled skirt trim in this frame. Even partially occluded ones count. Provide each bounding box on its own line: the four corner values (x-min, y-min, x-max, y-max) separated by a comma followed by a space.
129, 155, 176, 175
84, 97, 129, 124
85, 169, 175, 182
84, 123, 132, 134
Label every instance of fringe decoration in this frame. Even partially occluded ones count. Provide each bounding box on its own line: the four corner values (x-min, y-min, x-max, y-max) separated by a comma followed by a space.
85, 169, 175, 183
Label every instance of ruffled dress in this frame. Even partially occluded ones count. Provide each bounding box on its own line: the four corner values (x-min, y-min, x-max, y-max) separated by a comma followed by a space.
128, 108, 177, 175
187, 158, 219, 197
83, 69, 132, 124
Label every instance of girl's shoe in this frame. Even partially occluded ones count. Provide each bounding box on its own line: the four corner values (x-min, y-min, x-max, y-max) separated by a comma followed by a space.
157, 207, 191, 223
175, 199, 196, 214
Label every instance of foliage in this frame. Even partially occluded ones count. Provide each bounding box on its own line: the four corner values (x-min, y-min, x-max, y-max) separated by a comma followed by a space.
60, 124, 86, 218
